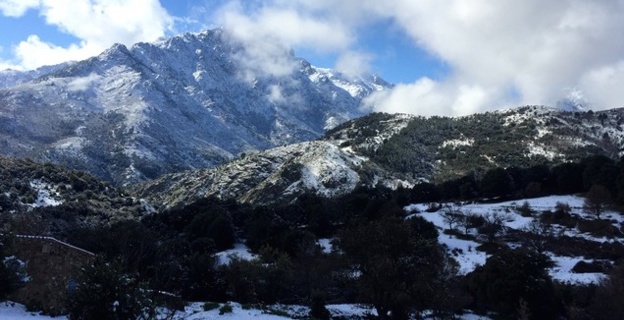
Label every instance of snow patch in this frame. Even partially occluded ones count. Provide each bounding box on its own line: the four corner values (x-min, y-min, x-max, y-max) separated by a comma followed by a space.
216, 243, 257, 265
441, 137, 474, 149
549, 255, 606, 284
53, 137, 85, 151
296, 143, 361, 197
527, 142, 561, 160
0, 302, 65, 320
29, 180, 62, 208
317, 238, 333, 254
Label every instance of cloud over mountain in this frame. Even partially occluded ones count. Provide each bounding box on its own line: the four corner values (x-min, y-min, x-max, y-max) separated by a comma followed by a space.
2, 0, 623, 115
0, 0, 173, 69
208, 0, 624, 114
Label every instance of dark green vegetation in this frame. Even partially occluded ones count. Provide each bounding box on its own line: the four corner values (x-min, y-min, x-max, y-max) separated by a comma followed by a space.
2, 147, 624, 318
328, 107, 624, 183
137, 106, 624, 210
0, 156, 147, 233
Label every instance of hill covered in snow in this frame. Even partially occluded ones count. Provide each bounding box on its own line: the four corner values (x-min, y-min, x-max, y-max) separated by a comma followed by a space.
136, 106, 624, 208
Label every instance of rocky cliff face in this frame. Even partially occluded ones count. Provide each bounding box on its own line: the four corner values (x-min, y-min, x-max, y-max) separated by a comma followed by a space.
0, 29, 388, 185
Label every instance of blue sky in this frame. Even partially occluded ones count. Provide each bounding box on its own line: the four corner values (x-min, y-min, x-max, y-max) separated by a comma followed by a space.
0, 0, 446, 84
1, 0, 623, 116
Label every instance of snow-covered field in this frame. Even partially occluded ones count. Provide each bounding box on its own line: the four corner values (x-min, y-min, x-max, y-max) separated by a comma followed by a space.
0, 302, 66, 320
0, 301, 494, 320
406, 195, 622, 284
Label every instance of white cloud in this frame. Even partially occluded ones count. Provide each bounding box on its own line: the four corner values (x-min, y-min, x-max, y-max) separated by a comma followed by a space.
213, 1, 354, 79
578, 61, 624, 108
364, 78, 448, 116
13, 35, 99, 70
1, 0, 173, 70
207, 0, 624, 114
0, 0, 40, 17
4, 0, 624, 113
363, 77, 497, 116
268, 84, 286, 103
335, 51, 372, 77
359, 0, 624, 113
67, 72, 100, 91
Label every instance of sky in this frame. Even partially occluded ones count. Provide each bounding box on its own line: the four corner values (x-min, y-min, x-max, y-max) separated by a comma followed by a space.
0, 0, 623, 116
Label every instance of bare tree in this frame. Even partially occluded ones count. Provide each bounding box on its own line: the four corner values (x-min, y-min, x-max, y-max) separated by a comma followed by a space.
478, 212, 505, 243
583, 184, 612, 219
441, 204, 462, 230
516, 201, 533, 217
457, 210, 484, 235
523, 220, 553, 253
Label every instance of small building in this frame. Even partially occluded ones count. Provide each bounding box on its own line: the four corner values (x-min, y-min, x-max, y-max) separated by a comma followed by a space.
7, 235, 95, 316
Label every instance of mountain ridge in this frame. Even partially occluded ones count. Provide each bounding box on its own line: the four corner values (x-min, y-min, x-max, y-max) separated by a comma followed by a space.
0, 29, 388, 185
134, 105, 624, 209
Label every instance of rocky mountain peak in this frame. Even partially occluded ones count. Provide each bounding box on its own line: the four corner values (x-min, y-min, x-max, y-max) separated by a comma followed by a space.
0, 29, 390, 185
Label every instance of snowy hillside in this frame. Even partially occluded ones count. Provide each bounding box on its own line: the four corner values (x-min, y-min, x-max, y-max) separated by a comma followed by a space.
136, 140, 401, 208
137, 106, 624, 207
0, 64, 70, 88
0, 29, 388, 185
407, 195, 623, 283
135, 113, 414, 208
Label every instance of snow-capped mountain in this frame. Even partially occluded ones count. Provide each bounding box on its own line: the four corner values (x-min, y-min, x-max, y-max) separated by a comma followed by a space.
135, 106, 624, 208
0, 63, 73, 88
0, 29, 388, 185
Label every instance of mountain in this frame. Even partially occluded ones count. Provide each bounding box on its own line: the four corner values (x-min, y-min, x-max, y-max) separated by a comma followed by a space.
0, 64, 71, 88
133, 112, 414, 208
135, 106, 624, 208
0, 29, 389, 185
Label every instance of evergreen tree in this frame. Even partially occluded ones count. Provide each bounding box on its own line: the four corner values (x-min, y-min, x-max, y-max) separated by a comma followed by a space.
583, 184, 613, 218
467, 249, 560, 320
309, 291, 331, 320
480, 168, 513, 198
339, 216, 454, 319
68, 258, 152, 320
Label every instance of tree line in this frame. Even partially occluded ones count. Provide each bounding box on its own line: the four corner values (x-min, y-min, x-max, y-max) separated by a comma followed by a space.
2, 155, 624, 319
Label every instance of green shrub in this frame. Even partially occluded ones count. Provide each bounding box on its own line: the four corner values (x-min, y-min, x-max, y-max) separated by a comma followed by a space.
241, 303, 257, 310
203, 302, 219, 311
578, 219, 621, 238
572, 260, 608, 273
219, 303, 233, 315
517, 201, 534, 217
67, 259, 152, 320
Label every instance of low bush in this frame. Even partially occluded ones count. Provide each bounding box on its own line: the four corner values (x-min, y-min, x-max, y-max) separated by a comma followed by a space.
219, 303, 233, 315
203, 302, 219, 311
577, 219, 621, 238
572, 260, 609, 273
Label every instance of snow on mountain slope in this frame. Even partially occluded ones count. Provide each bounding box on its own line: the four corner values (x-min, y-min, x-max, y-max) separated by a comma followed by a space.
0, 63, 71, 88
498, 105, 624, 159
0, 29, 388, 185
135, 113, 414, 208
136, 105, 624, 208
136, 140, 371, 208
